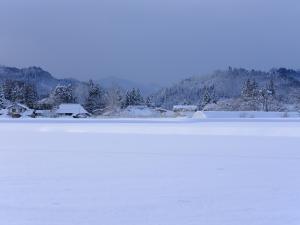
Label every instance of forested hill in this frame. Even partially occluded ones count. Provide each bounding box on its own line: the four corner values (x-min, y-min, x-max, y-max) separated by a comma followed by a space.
0, 66, 83, 98
1, 65, 300, 111
151, 68, 300, 111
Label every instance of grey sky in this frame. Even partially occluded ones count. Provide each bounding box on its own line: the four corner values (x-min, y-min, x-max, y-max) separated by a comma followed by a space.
0, 0, 299, 84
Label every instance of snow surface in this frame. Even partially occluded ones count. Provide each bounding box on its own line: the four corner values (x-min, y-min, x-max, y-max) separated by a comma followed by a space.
197, 111, 300, 119
1, 118, 300, 225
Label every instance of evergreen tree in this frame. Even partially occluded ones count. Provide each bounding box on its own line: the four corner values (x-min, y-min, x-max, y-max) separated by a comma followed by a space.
259, 79, 277, 111
124, 90, 133, 107
267, 78, 275, 96
146, 96, 154, 107
124, 88, 144, 107
201, 85, 216, 108
3, 80, 27, 103
133, 88, 144, 105
241, 79, 252, 98
24, 84, 38, 108
84, 80, 106, 113
202, 88, 211, 107
241, 79, 260, 110
52, 84, 75, 104
0, 84, 6, 109
241, 79, 259, 99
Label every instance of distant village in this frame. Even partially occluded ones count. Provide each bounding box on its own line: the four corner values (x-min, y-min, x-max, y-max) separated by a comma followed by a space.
1, 66, 300, 118
0, 102, 198, 119
0, 77, 200, 119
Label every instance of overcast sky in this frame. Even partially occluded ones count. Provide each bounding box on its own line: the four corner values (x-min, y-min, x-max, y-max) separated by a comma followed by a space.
0, 0, 299, 84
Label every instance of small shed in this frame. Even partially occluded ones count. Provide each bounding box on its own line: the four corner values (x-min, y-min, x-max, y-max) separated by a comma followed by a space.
56, 104, 90, 118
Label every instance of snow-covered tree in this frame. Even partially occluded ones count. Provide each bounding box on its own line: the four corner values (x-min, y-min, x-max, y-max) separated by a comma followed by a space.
0, 84, 7, 109
201, 85, 216, 108
52, 84, 75, 104
259, 79, 277, 111
105, 86, 123, 109
241, 79, 259, 99
3, 80, 24, 103
240, 79, 260, 110
24, 84, 38, 108
84, 80, 106, 113
267, 78, 275, 96
145, 96, 154, 108
124, 88, 144, 107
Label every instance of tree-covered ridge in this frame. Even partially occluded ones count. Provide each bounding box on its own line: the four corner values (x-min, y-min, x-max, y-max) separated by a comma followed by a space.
151, 67, 300, 111
1, 65, 300, 112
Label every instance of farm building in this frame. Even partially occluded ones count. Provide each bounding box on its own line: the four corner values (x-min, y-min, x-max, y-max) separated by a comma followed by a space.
55, 104, 90, 118
6, 103, 33, 117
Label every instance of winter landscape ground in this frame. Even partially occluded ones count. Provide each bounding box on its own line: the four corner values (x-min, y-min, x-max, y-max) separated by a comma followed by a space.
1, 118, 300, 225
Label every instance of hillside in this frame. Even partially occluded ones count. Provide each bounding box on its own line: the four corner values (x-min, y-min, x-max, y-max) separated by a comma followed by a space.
97, 76, 161, 96
0, 65, 88, 103
1, 65, 300, 111
151, 68, 300, 110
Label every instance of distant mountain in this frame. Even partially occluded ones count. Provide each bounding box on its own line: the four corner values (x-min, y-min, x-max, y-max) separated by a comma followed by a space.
152, 67, 300, 109
97, 76, 161, 96
2, 65, 300, 111
0, 66, 57, 96
0, 65, 87, 100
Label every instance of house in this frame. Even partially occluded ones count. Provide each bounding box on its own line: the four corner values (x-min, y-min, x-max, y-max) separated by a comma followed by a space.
55, 104, 90, 118
173, 105, 198, 112
7, 103, 31, 117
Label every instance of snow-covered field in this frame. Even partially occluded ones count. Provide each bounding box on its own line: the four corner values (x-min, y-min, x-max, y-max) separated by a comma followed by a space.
1, 118, 300, 225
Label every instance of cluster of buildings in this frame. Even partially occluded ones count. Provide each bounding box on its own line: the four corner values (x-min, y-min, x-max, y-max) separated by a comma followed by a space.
0, 103, 90, 118
0, 103, 199, 118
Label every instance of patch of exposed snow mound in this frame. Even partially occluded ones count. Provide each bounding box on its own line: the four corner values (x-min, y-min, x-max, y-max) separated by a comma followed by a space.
193, 111, 207, 119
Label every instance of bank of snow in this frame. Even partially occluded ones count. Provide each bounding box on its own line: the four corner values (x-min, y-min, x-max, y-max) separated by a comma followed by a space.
193, 111, 300, 119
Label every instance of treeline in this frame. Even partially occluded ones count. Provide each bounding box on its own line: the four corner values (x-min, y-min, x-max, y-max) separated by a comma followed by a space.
0, 79, 152, 113
0, 80, 38, 108
151, 67, 300, 111
201, 78, 278, 111
1, 67, 300, 113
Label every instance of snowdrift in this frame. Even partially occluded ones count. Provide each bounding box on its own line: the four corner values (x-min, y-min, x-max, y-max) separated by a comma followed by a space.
193, 111, 300, 119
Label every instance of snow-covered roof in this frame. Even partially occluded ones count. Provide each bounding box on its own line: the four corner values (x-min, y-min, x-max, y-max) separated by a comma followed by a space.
22, 109, 34, 117
173, 105, 198, 111
7, 103, 29, 110
56, 104, 88, 114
